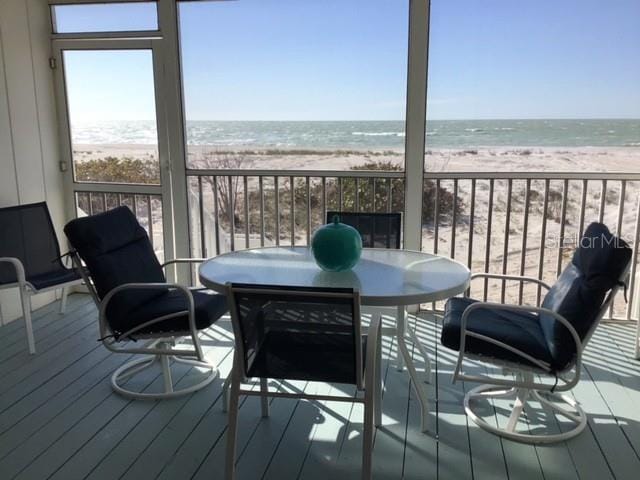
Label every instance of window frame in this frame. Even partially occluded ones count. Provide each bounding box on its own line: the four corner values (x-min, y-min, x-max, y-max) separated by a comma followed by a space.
50, 0, 430, 259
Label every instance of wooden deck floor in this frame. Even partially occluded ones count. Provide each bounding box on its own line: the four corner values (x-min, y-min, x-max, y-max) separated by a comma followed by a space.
1, 294, 639, 480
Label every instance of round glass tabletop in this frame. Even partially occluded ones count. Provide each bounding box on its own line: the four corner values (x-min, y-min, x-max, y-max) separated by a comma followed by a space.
199, 246, 470, 306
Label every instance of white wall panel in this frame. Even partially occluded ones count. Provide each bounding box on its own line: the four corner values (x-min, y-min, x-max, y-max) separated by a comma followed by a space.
0, 0, 65, 324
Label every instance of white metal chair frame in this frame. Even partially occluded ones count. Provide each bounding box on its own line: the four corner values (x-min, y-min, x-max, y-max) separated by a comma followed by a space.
72, 255, 218, 400
453, 270, 628, 444
224, 285, 383, 480
0, 256, 81, 354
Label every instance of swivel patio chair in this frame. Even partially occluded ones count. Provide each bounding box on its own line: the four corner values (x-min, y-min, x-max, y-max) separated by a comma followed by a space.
0, 202, 83, 354
225, 284, 382, 480
64, 206, 227, 399
441, 222, 632, 443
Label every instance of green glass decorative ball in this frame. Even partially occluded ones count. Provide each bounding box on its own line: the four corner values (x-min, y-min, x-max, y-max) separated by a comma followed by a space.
311, 215, 363, 272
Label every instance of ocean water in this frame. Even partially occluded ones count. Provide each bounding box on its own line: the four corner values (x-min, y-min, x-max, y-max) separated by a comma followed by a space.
71, 119, 640, 149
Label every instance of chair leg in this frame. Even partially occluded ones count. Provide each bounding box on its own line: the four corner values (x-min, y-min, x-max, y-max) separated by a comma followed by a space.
160, 347, 174, 394
395, 305, 405, 371
506, 387, 529, 432
20, 289, 35, 355
362, 387, 374, 480
59, 286, 68, 315
222, 374, 231, 412
374, 330, 382, 427
260, 377, 270, 417
226, 357, 242, 480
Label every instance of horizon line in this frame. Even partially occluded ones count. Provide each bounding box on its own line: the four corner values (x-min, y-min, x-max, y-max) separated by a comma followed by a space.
74, 117, 640, 123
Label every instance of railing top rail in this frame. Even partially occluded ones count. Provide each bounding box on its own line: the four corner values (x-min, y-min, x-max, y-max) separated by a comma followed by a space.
423, 171, 640, 181
186, 168, 640, 181
185, 169, 405, 178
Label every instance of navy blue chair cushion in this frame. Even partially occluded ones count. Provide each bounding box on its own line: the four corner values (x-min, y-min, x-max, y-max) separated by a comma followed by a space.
0, 202, 80, 290
540, 222, 631, 369
442, 223, 631, 373
27, 268, 81, 290
64, 206, 167, 331
442, 296, 556, 370
122, 288, 227, 337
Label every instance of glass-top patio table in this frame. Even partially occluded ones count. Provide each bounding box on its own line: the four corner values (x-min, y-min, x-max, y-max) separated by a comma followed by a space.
199, 246, 471, 432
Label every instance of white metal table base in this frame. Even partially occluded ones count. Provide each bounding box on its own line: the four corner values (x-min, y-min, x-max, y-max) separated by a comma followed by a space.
395, 305, 432, 432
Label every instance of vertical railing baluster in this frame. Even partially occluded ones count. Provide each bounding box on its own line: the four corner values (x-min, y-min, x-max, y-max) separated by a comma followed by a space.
467, 179, 476, 268
228, 176, 235, 252
501, 179, 513, 303
133, 194, 138, 220
88, 192, 94, 215
213, 177, 221, 255
117, 193, 123, 207
275, 176, 280, 246
598, 179, 607, 223
433, 179, 440, 255
578, 179, 588, 239
338, 177, 344, 211
322, 177, 327, 221
556, 179, 569, 277
355, 178, 360, 212
483, 179, 494, 302
306, 176, 311, 245
198, 176, 206, 257
290, 176, 295, 246
102, 193, 108, 213
147, 195, 154, 251
451, 179, 458, 259
626, 194, 640, 321
244, 176, 250, 249
386, 178, 392, 213
466, 179, 476, 297
259, 176, 265, 247
617, 180, 626, 236
610, 180, 627, 319
519, 179, 531, 304
371, 178, 376, 212
536, 179, 550, 306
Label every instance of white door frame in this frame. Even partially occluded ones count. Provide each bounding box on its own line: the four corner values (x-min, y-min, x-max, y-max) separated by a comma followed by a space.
51, 37, 177, 264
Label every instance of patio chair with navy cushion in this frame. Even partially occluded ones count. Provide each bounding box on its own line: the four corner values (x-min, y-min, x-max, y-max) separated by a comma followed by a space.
64, 206, 227, 399
0, 202, 83, 354
441, 222, 632, 443
326, 211, 402, 249
224, 284, 382, 480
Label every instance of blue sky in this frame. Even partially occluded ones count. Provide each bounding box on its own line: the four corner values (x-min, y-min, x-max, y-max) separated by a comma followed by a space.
62, 0, 640, 122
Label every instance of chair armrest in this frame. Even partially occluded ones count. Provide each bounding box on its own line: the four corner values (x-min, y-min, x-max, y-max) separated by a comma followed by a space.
470, 273, 552, 291
455, 301, 583, 390
0, 257, 26, 285
99, 282, 196, 341
161, 258, 207, 269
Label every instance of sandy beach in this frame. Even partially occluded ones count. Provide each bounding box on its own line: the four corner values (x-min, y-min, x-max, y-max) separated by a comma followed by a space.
73, 143, 640, 172
73, 143, 640, 314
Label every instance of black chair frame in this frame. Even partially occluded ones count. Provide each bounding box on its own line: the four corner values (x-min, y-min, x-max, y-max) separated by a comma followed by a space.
223, 284, 382, 480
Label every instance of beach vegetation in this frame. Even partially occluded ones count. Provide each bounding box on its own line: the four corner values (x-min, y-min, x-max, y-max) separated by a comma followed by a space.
75, 156, 160, 184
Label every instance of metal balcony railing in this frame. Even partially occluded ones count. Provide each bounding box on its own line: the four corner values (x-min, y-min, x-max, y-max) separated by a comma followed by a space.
186, 169, 640, 322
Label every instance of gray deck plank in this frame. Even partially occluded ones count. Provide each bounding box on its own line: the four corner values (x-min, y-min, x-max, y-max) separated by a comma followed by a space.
0, 294, 87, 347
1, 298, 640, 480
571, 362, 640, 480
429, 318, 474, 480
0, 298, 94, 375
261, 377, 335, 479
117, 336, 235, 479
